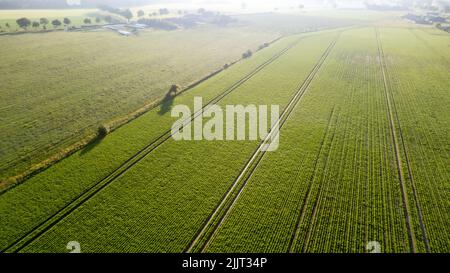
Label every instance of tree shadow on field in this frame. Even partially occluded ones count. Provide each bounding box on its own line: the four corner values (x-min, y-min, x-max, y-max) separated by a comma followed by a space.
158, 85, 181, 115
79, 135, 104, 157
158, 92, 175, 115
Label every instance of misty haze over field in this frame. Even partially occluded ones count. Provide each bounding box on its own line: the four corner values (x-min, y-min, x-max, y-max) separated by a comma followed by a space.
0, 0, 449, 10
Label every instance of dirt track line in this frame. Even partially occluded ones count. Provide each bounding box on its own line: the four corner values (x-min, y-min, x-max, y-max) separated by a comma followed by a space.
375, 28, 426, 253
1, 36, 303, 254
376, 28, 430, 253
185, 34, 340, 253
287, 106, 338, 253
301, 110, 342, 252
375, 27, 415, 252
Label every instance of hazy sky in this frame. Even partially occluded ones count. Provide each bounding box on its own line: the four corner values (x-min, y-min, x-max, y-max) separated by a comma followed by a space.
140, 0, 449, 9
60, 0, 450, 10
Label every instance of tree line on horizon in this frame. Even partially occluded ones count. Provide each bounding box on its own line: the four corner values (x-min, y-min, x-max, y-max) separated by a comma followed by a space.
0, 16, 103, 32
0, 0, 163, 9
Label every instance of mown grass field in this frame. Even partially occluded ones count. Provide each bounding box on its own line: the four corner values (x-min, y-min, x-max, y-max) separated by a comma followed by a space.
0, 18, 448, 253
0, 24, 278, 183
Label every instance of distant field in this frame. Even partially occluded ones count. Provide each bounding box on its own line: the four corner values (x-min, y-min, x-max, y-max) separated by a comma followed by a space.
0, 8, 95, 19
306, 9, 405, 21
0, 25, 277, 182
234, 13, 356, 34
0, 25, 448, 253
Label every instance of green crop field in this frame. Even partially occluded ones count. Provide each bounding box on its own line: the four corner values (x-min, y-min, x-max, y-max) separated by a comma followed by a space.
0, 10, 356, 189
0, 24, 279, 184
0, 9, 448, 254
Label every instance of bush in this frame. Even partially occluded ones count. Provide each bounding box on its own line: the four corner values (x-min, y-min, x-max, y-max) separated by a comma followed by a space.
40, 18, 48, 24
63, 18, 71, 26
259, 43, 270, 50
159, 8, 170, 15
16, 17, 31, 29
97, 124, 110, 138
242, 49, 253, 59
52, 19, 62, 28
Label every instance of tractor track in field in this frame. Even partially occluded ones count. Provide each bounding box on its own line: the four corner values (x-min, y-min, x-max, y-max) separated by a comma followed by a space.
375, 28, 430, 253
185, 34, 340, 253
1, 35, 304, 254
287, 106, 339, 253
300, 109, 341, 253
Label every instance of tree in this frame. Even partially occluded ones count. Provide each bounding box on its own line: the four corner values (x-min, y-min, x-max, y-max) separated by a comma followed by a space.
242, 49, 253, 59
52, 19, 62, 28
40, 17, 49, 27
63, 18, 71, 26
95, 17, 101, 23
32, 21, 40, 29
137, 10, 145, 17
84, 18, 92, 24
5, 22, 10, 28
16, 17, 31, 30
259, 43, 269, 50
123, 9, 133, 22
97, 124, 110, 138
159, 8, 169, 15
